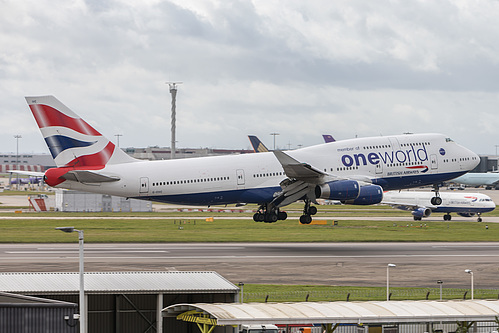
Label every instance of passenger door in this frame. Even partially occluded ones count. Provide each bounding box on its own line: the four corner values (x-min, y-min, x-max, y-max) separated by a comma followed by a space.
139, 177, 149, 194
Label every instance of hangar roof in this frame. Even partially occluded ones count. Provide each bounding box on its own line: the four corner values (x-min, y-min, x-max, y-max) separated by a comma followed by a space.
0, 291, 77, 307
163, 300, 499, 325
0, 272, 238, 295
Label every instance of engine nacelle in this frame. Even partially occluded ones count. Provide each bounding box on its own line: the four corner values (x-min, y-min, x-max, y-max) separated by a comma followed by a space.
411, 207, 432, 218
343, 184, 383, 205
458, 212, 476, 217
315, 180, 360, 200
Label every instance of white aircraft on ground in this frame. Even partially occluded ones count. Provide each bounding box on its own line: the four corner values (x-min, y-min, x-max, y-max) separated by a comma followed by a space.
451, 172, 499, 190
26, 96, 480, 223
382, 191, 496, 222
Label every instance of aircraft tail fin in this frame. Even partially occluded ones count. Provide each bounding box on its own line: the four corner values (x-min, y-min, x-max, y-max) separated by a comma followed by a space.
323, 134, 336, 143
248, 135, 270, 153
25, 96, 136, 168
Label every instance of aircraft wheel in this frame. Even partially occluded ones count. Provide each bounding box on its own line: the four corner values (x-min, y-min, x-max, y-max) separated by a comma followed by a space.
278, 211, 288, 220
253, 213, 264, 222
477, 217, 483, 222
443, 214, 451, 221
431, 197, 442, 205
300, 215, 312, 224
264, 213, 278, 223
308, 206, 318, 215
413, 216, 422, 221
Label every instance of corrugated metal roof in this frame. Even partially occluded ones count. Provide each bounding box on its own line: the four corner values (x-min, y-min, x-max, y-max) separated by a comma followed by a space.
0, 272, 238, 295
163, 300, 499, 325
0, 292, 77, 306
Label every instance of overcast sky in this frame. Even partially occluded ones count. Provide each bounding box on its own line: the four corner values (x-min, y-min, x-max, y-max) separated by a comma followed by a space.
1, 0, 499, 156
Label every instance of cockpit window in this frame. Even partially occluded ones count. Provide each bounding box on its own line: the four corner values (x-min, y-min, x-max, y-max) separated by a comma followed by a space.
445, 138, 454, 142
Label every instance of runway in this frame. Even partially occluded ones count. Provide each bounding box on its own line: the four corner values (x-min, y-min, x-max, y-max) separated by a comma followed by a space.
1, 242, 498, 288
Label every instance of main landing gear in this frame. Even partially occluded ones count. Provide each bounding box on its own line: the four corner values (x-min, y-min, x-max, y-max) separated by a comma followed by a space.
431, 184, 442, 206
299, 199, 317, 224
253, 203, 287, 223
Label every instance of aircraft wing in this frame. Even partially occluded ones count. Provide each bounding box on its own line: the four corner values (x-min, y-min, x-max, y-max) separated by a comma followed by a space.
381, 200, 436, 212
62, 170, 120, 183
273, 150, 326, 180
271, 151, 336, 207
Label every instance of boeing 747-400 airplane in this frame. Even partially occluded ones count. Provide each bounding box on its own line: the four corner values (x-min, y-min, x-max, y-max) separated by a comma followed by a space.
26, 96, 480, 223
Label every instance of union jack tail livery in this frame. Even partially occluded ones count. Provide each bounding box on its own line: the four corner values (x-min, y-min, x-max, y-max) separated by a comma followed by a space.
26, 96, 135, 168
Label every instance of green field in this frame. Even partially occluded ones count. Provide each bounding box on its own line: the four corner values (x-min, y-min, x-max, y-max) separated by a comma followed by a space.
0, 202, 497, 242
243, 284, 499, 302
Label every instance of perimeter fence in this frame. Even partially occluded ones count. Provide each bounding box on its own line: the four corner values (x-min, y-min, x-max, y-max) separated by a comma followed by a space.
245, 288, 499, 303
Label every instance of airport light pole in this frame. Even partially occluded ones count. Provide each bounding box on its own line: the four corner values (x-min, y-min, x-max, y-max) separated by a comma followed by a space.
56, 227, 85, 333
386, 264, 396, 301
465, 269, 474, 300
14, 135, 21, 190
238, 282, 244, 303
270, 133, 279, 151
437, 280, 443, 301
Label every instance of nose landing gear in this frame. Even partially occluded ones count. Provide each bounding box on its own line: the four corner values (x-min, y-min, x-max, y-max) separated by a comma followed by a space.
431, 184, 442, 205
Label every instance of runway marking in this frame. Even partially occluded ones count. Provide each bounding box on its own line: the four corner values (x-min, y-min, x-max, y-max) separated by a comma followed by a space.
2, 254, 499, 260
432, 245, 499, 248
6, 250, 168, 254
37, 246, 245, 251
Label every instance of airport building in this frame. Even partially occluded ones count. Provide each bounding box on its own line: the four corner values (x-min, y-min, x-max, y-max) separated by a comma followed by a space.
0, 147, 252, 176
473, 155, 499, 173
0, 271, 239, 333
0, 292, 78, 332
123, 146, 254, 160
0, 153, 54, 172
54, 190, 152, 212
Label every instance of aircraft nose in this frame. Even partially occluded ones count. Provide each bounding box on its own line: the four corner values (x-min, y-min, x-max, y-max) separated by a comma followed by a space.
471, 150, 480, 169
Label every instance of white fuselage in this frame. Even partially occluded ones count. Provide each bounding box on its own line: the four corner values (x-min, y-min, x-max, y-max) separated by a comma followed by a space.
452, 173, 499, 187
54, 133, 479, 206
382, 191, 496, 214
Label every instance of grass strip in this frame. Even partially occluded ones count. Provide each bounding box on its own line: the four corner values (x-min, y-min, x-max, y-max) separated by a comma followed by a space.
0, 215, 497, 242
243, 284, 499, 302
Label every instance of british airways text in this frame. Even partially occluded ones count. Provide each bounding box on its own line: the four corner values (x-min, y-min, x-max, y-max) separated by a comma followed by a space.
341, 145, 428, 167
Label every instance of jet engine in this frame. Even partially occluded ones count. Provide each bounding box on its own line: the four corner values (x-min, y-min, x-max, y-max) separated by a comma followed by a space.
315, 180, 360, 200
457, 212, 476, 217
411, 207, 432, 219
343, 184, 383, 205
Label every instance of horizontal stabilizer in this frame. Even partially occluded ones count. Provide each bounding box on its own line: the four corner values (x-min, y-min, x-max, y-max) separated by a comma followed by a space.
62, 170, 120, 183
8, 170, 45, 177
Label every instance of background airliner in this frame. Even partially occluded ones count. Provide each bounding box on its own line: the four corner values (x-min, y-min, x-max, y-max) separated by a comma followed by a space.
382, 190, 496, 222
26, 96, 480, 223
451, 172, 499, 190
